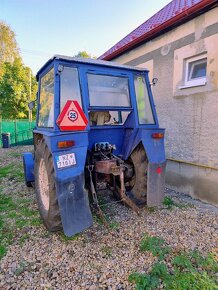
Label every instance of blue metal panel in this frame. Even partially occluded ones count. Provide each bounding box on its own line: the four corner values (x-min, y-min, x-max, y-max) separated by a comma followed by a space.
88, 128, 125, 155
144, 72, 159, 127
49, 137, 92, 236
141, 129, 166, 163
123, 128, 166, 163
122, 127, 166, 207
54, 61, 61, 132
36, 62, 55, 131
128, 73, 140, 129
147, 161, 166, 207
42, 132, 89, 153
78, 67, 91, 131
122, 128, 138, 159
23, 152, 34, 183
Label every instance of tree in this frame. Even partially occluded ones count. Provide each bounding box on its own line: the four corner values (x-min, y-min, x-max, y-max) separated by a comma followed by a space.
0, 22, 19, 69
0, 58, 37, 119
74, 51, 96, 58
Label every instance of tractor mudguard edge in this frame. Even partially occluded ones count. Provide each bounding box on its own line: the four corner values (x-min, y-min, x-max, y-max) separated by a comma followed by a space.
55, 173, 93, 237
52, 146, 93, 237
147, 161, 167, 207
23, 152, 35, 184
123, 128, 166, 207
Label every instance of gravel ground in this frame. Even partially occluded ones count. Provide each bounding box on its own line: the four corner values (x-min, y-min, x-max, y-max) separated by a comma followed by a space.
0, 146, 217, 289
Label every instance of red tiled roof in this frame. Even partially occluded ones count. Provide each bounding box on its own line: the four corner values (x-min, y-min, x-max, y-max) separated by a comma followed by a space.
99, 0, 217, 60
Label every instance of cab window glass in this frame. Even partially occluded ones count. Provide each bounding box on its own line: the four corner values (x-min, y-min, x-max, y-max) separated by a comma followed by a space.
38, 68, 54, 127
134, 75, 155, 124
87, 74, 130, 107
89, 111, 131, 126
60, 67, 82, 110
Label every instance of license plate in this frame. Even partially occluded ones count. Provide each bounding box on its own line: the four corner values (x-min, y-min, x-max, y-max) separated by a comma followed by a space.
55, 153, 76, 169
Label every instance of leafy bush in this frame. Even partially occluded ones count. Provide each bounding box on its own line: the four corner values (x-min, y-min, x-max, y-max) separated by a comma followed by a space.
140, 234, 170, 260
162, 196, 174, 209
129, 235, 218, 290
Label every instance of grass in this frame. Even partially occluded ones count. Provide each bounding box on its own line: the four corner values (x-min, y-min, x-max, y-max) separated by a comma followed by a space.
58, 232, 81, 242
0, 225, 13, 260
108, 220, 120, 230
14, 261, 29, 276
100, 245, 112, 257
0, 165, 15, 178
129, 234, 218, 290
7, 152, 21, 158
163, 196, 193, 210
162, 196, 174, 209
0, 192, 41, 260
0, 163, 24, 182
19, 234, 30, 245
0, 148, 42, 260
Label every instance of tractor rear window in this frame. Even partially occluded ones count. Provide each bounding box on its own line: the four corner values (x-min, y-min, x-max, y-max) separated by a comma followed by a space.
134, 76, 155, 125
60, 67, 82, 110
87, 74, 130, 107
89, 111, 131, 126
38, 68, 54, 128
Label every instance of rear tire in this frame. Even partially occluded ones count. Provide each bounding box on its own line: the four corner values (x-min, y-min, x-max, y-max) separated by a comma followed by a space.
34, 139, 62, 232
126, 143, 148, 206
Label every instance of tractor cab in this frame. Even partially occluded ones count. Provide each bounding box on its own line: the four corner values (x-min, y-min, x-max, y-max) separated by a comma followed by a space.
23, 55, 166, 237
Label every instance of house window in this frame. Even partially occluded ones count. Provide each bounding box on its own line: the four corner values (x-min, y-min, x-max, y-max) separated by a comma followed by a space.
184, 55, 207, 87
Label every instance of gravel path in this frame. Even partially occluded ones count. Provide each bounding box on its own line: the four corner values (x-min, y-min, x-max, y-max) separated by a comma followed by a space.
0, 146, 217, 289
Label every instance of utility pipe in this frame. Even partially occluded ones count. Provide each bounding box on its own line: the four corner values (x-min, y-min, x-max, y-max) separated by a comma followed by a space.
167, 158, 218, 171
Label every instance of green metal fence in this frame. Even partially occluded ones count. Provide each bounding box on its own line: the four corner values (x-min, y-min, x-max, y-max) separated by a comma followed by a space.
0, 119, 36, 147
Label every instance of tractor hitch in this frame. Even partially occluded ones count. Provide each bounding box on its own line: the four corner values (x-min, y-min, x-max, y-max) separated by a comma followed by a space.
87, 165, 108, 227
87, 146, 141, 221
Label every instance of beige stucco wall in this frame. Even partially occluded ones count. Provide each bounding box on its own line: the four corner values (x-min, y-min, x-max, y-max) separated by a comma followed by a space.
112, 7, 218, 205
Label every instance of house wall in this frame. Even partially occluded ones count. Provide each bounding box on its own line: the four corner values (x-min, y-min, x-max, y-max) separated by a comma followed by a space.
113, 7, 218, 205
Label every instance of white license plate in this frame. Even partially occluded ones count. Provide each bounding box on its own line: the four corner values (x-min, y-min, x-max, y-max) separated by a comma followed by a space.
56, 153, 76, 169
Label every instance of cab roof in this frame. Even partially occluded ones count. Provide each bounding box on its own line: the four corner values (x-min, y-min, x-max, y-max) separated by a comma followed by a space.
36, 54, 147, 80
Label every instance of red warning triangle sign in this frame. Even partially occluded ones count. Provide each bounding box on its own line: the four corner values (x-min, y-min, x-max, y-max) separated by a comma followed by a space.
56, 100, 88, 131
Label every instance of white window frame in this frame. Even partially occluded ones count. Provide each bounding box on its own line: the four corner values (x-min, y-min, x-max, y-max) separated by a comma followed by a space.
183, 54, 207, 88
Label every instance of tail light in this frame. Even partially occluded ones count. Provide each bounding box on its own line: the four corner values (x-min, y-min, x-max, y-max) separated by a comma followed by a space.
152, 132, 164, 139
58, 140, 75, 148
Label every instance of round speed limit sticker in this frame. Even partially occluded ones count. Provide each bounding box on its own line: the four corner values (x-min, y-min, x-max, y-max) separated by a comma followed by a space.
68, 110, 78, 122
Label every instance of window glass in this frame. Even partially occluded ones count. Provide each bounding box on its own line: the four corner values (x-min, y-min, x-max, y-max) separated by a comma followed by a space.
38, 68, 54, 127
188, 58, 207, 80
184, 55, 207, 87
87, 74, 130, 107
89, 111, 131, 126
60, 67, 82, 110
134, 76, 155, 124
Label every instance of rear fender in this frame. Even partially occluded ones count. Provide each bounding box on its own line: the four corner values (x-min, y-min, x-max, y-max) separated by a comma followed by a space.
123, 129, 165, 163
22, 152, 34, 184
52, 146, 93, 236
123, 128, 166, 207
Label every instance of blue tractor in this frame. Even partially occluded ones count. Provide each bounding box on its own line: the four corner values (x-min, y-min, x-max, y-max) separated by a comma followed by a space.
23, 55, 166, 237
